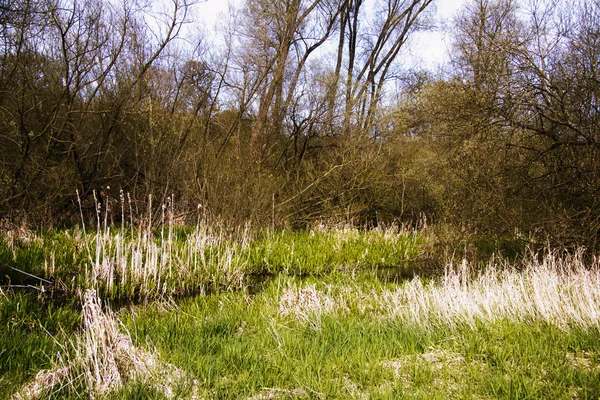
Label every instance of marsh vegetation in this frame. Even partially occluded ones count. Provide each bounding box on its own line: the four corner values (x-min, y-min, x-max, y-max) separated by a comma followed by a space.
2, 0, 600, 397
2, 219, 600, 398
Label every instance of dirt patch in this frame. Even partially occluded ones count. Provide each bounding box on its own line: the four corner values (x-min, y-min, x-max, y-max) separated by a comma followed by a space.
381, 349, 489, 399
567, 352, 599, 371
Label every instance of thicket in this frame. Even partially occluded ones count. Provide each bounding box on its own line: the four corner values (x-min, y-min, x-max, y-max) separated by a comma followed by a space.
1, 0, 598, 250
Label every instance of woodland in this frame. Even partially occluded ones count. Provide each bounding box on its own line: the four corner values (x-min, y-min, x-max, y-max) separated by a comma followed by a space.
1, 0, 599, 249
3, 1, 600, 398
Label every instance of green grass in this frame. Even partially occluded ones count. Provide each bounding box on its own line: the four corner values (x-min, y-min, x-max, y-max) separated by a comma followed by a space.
0, 225, 423, 302
1, 224, 599, 398
0, 290, 79, 399
247, 228, 423, 275
117, 273, 600, 399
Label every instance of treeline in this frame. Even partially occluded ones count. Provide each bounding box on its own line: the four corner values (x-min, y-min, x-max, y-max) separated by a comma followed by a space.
0, 0, 598, 249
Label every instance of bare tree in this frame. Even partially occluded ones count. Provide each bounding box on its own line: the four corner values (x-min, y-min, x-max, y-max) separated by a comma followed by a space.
0, 0, 192, 216
234, 0, 343, 155
437, 0, 600, 244
341, 0, 435, 136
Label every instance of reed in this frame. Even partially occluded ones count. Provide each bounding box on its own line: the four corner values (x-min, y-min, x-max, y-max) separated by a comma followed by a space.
279, 249, 600, 332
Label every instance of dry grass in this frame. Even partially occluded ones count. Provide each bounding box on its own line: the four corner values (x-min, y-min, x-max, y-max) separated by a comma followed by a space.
566, 352, 599, 371
12, 290, 193, 399
279, 284, 338, 326
11, 367, 69, 400
42, 222, 250, 301
279, 250, 600, 331
382, 249, 600, 330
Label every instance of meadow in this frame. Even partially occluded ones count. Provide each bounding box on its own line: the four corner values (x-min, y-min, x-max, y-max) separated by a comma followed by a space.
1, 219, 600, 399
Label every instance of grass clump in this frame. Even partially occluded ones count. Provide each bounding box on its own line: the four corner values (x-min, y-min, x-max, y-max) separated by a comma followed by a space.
11, 290, 195, 400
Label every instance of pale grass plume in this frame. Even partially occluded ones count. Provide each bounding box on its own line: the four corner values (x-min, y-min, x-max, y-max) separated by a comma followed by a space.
11, 367, 69, 400
279, 284, 339, 325
280, 250, 600, 331
379, 249, 600, 330
59, 218, 249, 300
67, 192, 249, 300
12, 290, 192, 399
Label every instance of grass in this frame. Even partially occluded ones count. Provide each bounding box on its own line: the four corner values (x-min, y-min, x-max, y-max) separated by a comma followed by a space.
1, 220, 599, 398
247, 227, 423, 275
116, 270, 600, 399
0, 223, 422, 302
0, 290, 79, 399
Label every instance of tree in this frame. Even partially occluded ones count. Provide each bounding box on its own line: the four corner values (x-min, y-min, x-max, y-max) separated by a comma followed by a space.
341, 0, 435, 136
434, 0, 600, 246
0, 0, 192, 218
234, 0, 342, 155
509, 0, 600, 245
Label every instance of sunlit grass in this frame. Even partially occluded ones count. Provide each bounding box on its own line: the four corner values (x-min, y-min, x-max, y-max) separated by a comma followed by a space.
278, 249, 600, 332
0, 291, 79, 400
0, 223, 422, 302
2, 224, 600, 398
10, 290, 194, 400
115, 266, 600, 399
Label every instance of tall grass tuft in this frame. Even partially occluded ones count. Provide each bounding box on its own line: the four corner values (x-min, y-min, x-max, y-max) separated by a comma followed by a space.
12, 289, 191, 399
62, 192, 252, 301
79, 223, 248, 301
280, 249, 600, 332
390, 248, 600, 330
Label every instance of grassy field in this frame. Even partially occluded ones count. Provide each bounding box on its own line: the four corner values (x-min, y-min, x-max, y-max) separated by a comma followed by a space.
1, 222, 600, 399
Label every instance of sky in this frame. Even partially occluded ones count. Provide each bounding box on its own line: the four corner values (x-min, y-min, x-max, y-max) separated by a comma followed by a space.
410, 0, 467, 70
192, 0, 467, 71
